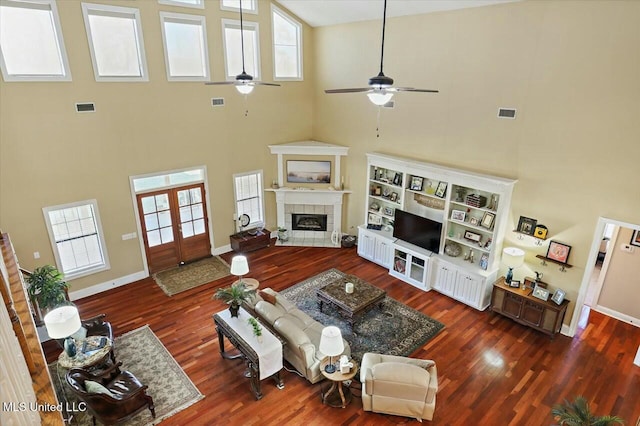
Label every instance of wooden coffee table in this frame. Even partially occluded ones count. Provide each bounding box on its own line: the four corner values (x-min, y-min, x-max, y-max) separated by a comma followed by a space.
316, 275, 386, 329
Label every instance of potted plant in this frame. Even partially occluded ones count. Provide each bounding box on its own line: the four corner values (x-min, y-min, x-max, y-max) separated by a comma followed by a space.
552, 396, 624, 425
247, 317, 263, 342
277, 227, 288, 242
214, 281, 256, 317
26, 265, 69, 318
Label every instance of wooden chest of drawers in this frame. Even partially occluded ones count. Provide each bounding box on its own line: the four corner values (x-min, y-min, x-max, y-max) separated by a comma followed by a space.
229, 229, 271, 253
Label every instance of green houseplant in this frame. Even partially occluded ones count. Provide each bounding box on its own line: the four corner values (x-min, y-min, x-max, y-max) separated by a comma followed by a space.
26, 265, 69, 316
552, 396, 624, 426
247, 317, 263, 342
214, 281, 256, 317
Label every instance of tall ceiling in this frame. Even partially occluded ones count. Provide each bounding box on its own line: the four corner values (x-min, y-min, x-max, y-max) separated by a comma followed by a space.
277, 0, 521, 27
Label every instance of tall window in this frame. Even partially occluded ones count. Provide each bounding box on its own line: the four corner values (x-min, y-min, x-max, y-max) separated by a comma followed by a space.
222, 18, 260, 80
43, 200, 110, 280
0, 0, 71, 81
271, 4, 302, 80
81, 3, 148, 81
220, 0, 257, 14
158, 0, 204, 9
233, 170, 264, 230
160, 12, 209, 81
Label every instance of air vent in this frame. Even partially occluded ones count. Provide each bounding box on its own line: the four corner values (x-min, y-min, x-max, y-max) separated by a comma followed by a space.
211, 97, 225, 107
382, 100, 395, 109
498, 108, 516, 119
75, 102, 95, 113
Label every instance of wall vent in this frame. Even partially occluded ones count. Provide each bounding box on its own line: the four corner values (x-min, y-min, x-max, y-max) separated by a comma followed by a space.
498, 108, 516, 119
75, 102, 95, 113
211, 97, 225, 107
382, 100, 395, 109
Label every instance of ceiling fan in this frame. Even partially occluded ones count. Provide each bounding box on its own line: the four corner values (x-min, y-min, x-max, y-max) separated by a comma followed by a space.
325, 0, 438, 106
205, 0, 279, 96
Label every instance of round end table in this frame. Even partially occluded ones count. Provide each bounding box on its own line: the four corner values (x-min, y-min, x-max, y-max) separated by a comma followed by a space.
235, 278, 259, 291
320, 357, 359, 408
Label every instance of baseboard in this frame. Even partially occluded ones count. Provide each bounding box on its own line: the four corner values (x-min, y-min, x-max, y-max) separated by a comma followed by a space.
560, 324, 572, 337
593, 305, 640, 328
213, 244, 232, 256
68, 270, 147, 301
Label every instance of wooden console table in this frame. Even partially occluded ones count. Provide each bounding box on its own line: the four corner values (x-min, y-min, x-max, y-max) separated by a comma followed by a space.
230, 229, 271, 253
490, 276, 569, 338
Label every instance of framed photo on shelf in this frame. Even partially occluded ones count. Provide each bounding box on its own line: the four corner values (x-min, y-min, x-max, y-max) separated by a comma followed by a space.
480, 253, 489, 271
464, 230, 481, 243
410, 176, 424, 191
470, 217, 479, 226
551, 289, 566, 305
383, 206, 393, 217
509, 280, 521, 288
373, 186, 382, 196
368, 213, 382, 225
481, 212, 495, 229
451, 210, 466, 222
546, 241, 571, 264
435, 181, 448, 198
532, 285, 550, 301
517, 216, 537, 235
390, 192, 398, 202
630, 230, 640, 247
393, 173, 403, 186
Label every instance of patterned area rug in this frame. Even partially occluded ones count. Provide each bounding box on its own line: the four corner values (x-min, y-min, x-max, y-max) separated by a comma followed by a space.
153, 256, 230, 296
49, 325, 203, 425
281, 269, 445, 362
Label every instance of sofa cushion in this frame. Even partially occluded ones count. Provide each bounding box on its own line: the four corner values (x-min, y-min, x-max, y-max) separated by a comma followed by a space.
255, 301, 285, 325
274, 317, 311, 346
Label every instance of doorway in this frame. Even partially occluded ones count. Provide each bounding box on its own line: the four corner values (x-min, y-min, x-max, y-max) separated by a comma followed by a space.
136, 183, 211, 273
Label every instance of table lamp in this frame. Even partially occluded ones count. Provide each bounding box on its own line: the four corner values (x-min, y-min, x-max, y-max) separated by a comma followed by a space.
44, 305, 82, 357
230, 255, 249, 285
502, 247, 525, 284
319, 326, 344, 374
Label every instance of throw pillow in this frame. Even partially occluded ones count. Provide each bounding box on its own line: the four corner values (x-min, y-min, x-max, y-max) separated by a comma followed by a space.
84, 380, 114, 397
259, 290, 277, 305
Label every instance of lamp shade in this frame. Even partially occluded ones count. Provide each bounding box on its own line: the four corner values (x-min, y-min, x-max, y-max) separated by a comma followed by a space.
44, 305, 81, 339
236, 84, 254, 95
367, 90, 394, 106
502, 247, 525, 268
230, 255, 249, 276
319, 326, 344, 357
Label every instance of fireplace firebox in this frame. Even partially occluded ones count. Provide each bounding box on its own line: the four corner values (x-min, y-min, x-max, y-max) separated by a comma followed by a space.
291, 214, 328, 232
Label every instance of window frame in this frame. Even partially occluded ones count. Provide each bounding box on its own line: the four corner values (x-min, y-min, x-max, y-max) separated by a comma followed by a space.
81, 2, 149, 82
221, 18, 260, 80
233, 170, 265, 232
159, 11, 210, 81
158, 0, 204, 10
0, 0, 72, 82
220, 0, 257, 15
42, 199, 110, 280
271, 3, 303, 81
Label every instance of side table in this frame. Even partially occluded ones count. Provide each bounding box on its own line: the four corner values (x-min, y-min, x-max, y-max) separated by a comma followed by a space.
58, 336, 113, 369
320, 358, 359, 408
230, 229, 271, 252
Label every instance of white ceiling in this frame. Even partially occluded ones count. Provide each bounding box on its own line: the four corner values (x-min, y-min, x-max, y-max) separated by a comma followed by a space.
277, 0, 521, 28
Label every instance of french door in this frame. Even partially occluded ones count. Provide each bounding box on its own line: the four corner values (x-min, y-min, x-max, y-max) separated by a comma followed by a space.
137, 183, 211, 273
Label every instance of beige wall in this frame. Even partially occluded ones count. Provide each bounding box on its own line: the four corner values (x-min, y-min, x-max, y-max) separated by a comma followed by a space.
0, 0, 314, 291
312, 0, 640, 322
599, 228, 640, 320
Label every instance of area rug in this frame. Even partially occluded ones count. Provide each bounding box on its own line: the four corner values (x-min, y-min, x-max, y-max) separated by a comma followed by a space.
153, 256, 230, 296
281, 269, 445, 362
49, 325, 203, 425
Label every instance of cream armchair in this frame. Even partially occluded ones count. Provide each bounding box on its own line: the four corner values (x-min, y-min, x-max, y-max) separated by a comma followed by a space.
361, 352, 438, 422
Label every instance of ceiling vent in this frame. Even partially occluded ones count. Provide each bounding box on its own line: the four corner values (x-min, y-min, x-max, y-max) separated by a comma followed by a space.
75, 102, 95, 113
498, 108, 516, 119
211, 97, 225, 107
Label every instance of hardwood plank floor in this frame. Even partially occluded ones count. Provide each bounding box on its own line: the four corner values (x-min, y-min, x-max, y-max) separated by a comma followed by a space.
44, 244, 640, 425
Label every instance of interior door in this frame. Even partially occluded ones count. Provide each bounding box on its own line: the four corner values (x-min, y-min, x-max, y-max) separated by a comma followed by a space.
137, 183, 211, 273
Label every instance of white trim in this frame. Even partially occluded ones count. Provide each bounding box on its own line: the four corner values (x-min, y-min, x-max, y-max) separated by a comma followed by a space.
158, 0, 204, 9
593, 305, 640, 328
159, 11, 210, 81
81, 2, 149, 82
271, 3, 303, 81
219, 0, 257, 15
68, 270, 147, 300
233, 169, 265, 232
0, 0, 72, 82
221, 18, 261, 80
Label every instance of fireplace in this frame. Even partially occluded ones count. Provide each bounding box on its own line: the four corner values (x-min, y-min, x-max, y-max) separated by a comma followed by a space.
292, 214, 328, 232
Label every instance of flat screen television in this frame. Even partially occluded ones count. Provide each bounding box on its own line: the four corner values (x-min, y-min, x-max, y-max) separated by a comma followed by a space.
393, 210, 443, 253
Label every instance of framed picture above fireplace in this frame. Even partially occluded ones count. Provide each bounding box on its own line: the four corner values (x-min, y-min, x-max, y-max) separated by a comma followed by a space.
287, 160, 331, 184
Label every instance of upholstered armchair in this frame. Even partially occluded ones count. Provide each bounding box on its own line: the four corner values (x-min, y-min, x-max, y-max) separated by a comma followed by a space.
81, 314, 115, 362
360, 352, 438, 422
66, 362, 155, 425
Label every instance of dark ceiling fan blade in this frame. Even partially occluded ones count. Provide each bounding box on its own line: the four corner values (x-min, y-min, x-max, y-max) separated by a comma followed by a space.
325, 88, 372, 94
254, 82, 281, 87
205, 81, 235, 85
392, 87, 439, 93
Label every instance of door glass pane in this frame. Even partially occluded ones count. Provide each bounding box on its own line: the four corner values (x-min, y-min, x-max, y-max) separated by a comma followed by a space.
144, 213, 159, 231
191, 203, 204, 220
190, 188, 202, 203
177, 189, 190, 207
160, 227, 174, 243
180, 206, 192, 222
155, 194, 169, 210
141, 196, 156, 214
182, 222, 194, 238
158, 210, 172, 227
193, 218, 205, 235
147, 230, 161, 247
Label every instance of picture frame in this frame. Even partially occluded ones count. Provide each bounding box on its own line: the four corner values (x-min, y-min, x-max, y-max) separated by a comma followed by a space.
373, 186, 382, 196
470, 217, 479, 226
410, 176, 424, 191
509, 280, 521, 288
286, 160, 331, 184
480, 253, 489, 271
435, 181, 448, 198
393, 173, 403, 186
551, 289, 566, 305
451, 210, 466, 222
383, 206, 393, 217
517, 216, 537, 235
630, 230, 640, 247
534, 225, 548, 240
532, 285, 550, 301
368, 213, 382, 225
546, 240, 572, 264
481, 212, 495, 229
464, 230, 481, 243
390, 192, 398, 202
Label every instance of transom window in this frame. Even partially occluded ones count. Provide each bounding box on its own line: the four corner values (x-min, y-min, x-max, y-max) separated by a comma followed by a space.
43, 200, 110, 280
81, 3, 148, 81
159, 12, 210, 81
220, 0, 257, 14
222, 18, 260, 80
158, 0, 204, 9
233, 170, 264, 231
271, 4, 303, 80
0, 0, 71, 81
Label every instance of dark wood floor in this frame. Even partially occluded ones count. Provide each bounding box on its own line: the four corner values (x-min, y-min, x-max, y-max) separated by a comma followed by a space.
44, 243, 640, 425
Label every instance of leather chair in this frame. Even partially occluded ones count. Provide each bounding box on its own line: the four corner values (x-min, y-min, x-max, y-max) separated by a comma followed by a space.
82, 314, 115, 363
361, 352, 438, 422
66, 362, 155, 425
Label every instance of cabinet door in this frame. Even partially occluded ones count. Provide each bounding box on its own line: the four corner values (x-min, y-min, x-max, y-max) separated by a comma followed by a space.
455, 273, 483, 307
374, 238, 393, 268
521, 301, 544, 327
357, 230, 376, 261
435, 264, 457, 296
502, 292, 523, 318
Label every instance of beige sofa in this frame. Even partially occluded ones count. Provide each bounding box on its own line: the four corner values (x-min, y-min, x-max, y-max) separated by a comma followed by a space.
361, 352, 438, 422
245, 288, 351, 384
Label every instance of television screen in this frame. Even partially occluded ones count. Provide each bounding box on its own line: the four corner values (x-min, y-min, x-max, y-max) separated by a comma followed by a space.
393, 210, 442, 253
